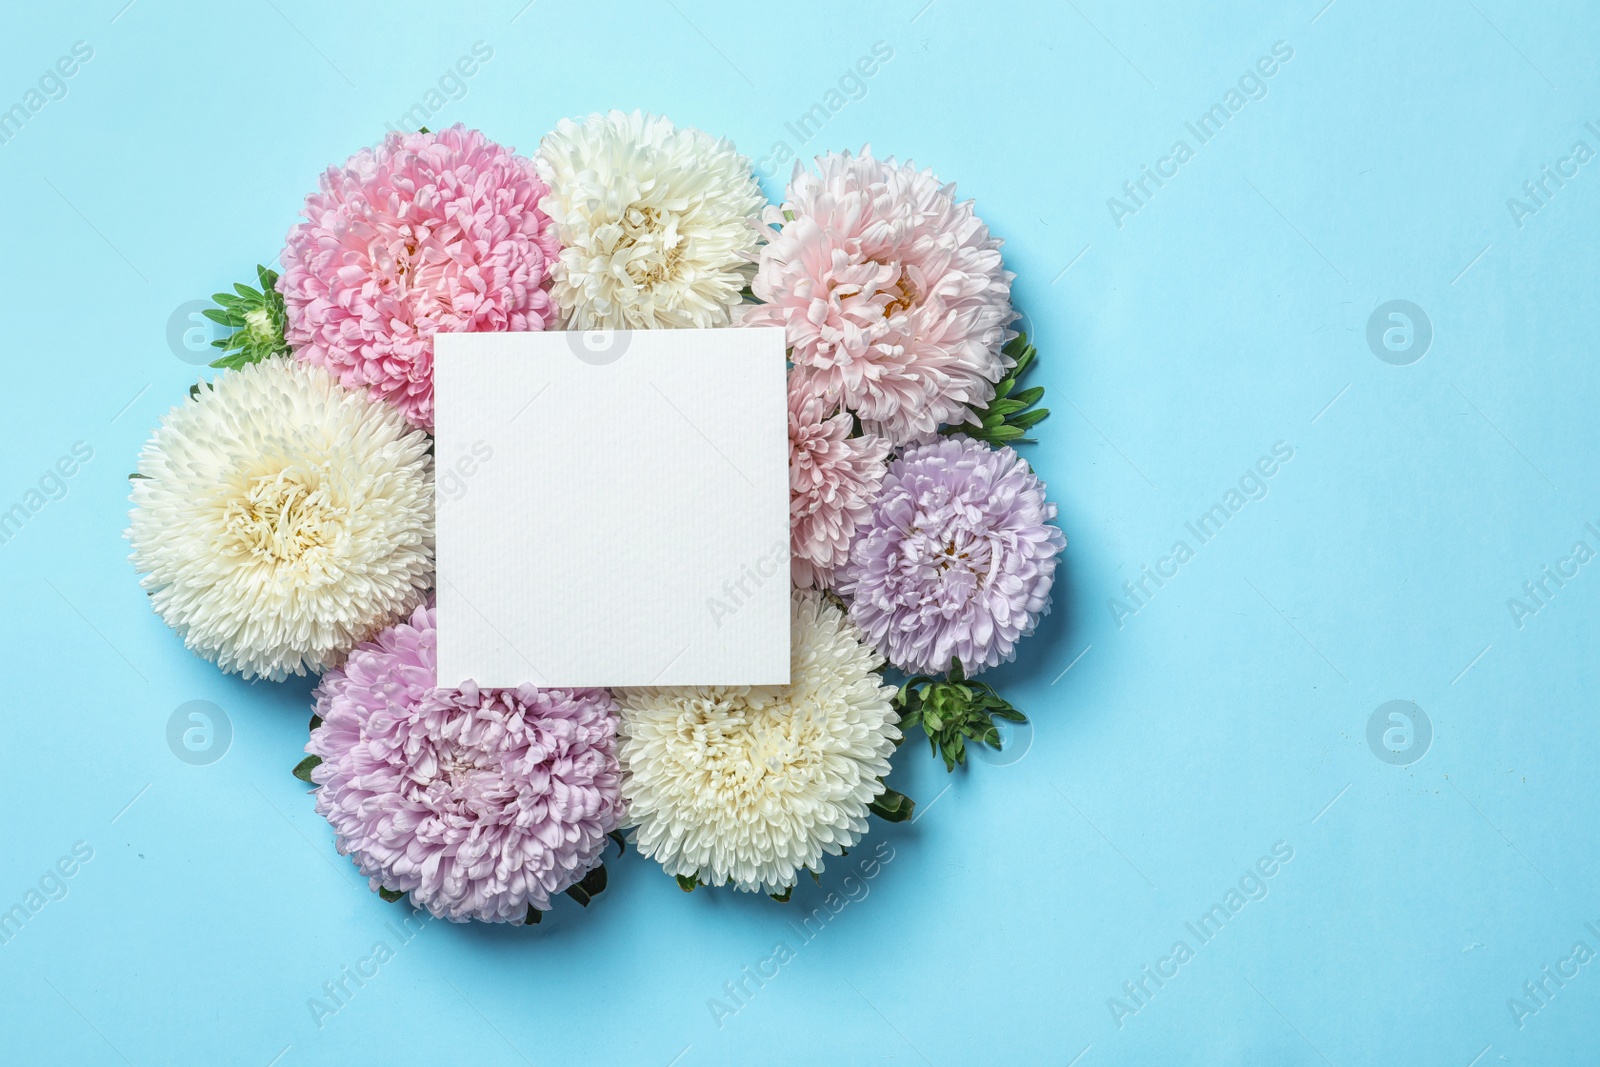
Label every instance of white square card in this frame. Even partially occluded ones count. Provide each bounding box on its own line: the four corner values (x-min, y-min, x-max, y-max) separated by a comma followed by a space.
432, 328, 790, 689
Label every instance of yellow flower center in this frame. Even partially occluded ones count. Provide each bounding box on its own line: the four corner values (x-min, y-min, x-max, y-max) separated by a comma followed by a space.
618, 204, 685, 287
882, 272, 917, 318
223, 466, 345, 564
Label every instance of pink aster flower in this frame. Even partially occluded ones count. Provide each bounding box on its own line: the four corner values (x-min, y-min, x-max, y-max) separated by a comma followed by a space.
838, 436, 1065, 675
279, 125, 559, 430
789, 378, 890, 589
307, 604, 625, 923
746, 148, 1017, 444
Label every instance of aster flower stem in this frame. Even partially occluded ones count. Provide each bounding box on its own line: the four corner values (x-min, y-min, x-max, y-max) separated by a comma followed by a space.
895, 662, 1027, 772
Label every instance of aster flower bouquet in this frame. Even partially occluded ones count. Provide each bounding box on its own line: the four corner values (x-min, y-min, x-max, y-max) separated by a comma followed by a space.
126, 113, 1064, 923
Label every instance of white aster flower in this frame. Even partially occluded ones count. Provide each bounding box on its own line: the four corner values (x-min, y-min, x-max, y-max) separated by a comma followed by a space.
616, 589, 900, 894
127, 357, 433, 680
535, 110, 766, 329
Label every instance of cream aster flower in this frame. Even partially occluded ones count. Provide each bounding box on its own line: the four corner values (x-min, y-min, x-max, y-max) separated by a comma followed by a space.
535, 110, 766, 329
127, 357, 433, 680
616, 591, 899, 893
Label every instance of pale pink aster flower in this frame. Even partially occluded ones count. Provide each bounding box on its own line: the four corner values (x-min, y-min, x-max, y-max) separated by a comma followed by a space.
279, 125, 559, 430
747, 148, 1017, 444
789, 378, 890, 589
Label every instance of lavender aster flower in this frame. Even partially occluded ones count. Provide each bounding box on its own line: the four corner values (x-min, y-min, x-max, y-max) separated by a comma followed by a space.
839, 436, 1064, 675
307, 604, 625, 922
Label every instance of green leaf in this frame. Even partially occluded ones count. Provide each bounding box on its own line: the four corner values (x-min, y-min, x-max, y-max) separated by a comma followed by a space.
565, 863, 608, 906
869, 788, 915, 823
769, 886, 792, 903
944, 330, 1049, 447
675, 874, 699, 893
292, 755, 321, 783
1011, 407, 1051, 431
607, 829, 627, 857
889, 666, 1028, 772
524, 905, 542, 925
377, 887, 404, 903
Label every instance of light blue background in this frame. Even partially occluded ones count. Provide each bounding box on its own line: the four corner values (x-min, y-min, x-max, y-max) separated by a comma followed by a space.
1, 1, 1596, 1063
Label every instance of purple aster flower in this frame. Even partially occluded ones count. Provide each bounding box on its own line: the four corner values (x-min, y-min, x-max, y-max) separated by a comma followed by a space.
839, 436, 1065, 675
307, 604, 625, 922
